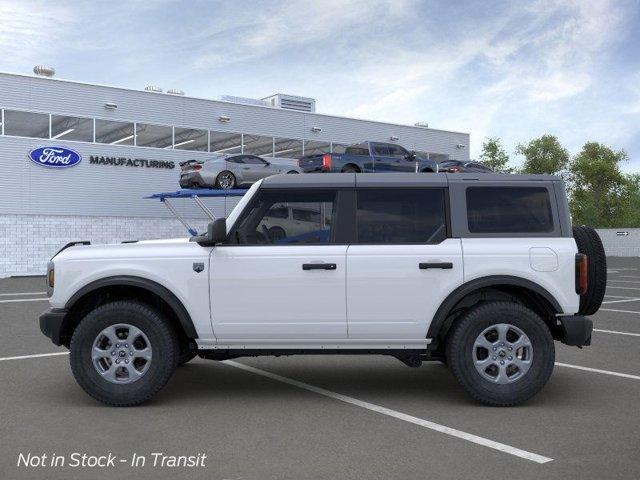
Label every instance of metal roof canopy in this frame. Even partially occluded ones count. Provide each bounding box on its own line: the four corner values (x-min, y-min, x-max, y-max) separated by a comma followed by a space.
146, 189, 246, 235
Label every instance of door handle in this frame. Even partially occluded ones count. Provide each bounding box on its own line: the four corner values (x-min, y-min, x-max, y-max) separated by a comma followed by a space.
419, 262, 453, 269
302, 263, 337, 271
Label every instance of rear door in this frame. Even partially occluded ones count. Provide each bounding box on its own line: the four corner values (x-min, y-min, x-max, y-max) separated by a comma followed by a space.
370, 143, 396, 172
346, 186, 463, 340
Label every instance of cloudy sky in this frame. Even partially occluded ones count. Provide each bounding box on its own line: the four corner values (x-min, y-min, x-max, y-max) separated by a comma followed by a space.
1, 0, 639, 169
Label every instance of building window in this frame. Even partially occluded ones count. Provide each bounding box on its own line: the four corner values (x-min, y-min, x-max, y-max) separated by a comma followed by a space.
303, 140, 331, 156
210, 131, 242, 154
273, 137, 303, 158
243, 134, 274, 156
466, 187, 554, 233
173, 127, 208, 151
136, 123, 173, 148
51, 114, 93, 142
356, 189, 447, 244
95, 119, 135, 145
3, 110, 49, 138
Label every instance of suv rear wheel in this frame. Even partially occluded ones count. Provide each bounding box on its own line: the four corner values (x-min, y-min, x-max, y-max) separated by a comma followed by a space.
69, 300, 178, 406
446, 302, 555, 406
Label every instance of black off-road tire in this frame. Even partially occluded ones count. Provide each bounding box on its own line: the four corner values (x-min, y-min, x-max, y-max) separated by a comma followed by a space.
177, 339, 198, 366
445, 302, 555, 407
70, 301, 178, 407
572, 226, 607, 315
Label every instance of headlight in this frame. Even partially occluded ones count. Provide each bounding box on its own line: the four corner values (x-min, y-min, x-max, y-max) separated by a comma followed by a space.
47, 261, 54, 297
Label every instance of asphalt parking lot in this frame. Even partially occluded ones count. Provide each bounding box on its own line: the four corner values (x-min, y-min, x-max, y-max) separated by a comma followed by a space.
1, 257, 639, 480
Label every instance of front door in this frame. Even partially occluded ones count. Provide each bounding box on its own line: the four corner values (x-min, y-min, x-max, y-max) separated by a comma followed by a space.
210, 188, 348, 340
346, 187, 463, 339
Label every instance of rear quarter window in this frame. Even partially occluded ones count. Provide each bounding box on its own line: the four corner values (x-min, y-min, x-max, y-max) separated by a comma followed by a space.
466, 187, 554, 233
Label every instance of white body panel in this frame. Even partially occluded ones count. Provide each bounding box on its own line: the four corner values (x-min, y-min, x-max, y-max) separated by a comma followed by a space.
346, 240, 464, 339
209, 245, 348, 340
461, 238, 580, 315
49, 240, 215, 340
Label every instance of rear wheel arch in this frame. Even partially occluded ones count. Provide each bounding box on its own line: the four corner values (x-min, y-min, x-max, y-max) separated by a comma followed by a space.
341, 163, 361, 173
61, 276, 197, 347
427, 276, 562, 345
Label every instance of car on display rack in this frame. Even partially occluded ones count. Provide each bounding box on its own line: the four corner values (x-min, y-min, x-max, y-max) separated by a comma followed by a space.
438, 159, 493, 173
297, 141, 439, 174
39, 173, 606, 407
179, 154, 301, 189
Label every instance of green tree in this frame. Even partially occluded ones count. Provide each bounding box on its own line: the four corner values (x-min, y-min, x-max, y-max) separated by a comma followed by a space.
516, 134, 569, 175
568, 142, 629, 227
623, 174, 640, 227
479, 137, 513, 173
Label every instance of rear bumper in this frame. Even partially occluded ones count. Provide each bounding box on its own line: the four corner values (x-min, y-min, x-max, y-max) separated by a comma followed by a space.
39, 308, 68, 346
558, 315, 593, 346
179, 172, 206, 188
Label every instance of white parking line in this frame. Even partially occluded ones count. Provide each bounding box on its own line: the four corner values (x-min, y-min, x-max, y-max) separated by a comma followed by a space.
600, 308, 640, 315
223, 360, 553, 464
0, 352, 68, 362
594, 328, 640, 338
602, 298, 640, 304
0, 298, 49, 304
606, 285, 640, 292
556, 363, 640, 381
0, 292, 47, 296
613, 275, 640, 280
608, 280, 640, 285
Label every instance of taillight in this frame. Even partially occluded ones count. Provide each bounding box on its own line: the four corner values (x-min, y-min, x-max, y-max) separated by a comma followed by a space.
450, 166, 461, 172
575, 253, 588, 295
193, 164, 202, 171
322, 154, 332, 171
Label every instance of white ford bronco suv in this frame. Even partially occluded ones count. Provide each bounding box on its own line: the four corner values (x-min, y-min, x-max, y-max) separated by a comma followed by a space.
39, 173, 606, 407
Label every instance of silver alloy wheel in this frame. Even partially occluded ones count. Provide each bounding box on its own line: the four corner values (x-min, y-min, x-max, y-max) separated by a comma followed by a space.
472, 323, 533, 384
91, 324, 152, 384
217, 172, 235, 189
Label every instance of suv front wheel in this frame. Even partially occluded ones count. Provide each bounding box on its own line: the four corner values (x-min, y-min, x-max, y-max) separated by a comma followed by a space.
70, 300, 178, 406
446, 302, 555, 406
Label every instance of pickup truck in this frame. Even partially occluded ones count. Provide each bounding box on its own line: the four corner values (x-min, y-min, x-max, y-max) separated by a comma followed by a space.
298, 141, 438, 174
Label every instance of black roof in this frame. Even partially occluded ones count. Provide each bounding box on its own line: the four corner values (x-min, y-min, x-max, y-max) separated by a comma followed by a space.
260, 173, 562, 189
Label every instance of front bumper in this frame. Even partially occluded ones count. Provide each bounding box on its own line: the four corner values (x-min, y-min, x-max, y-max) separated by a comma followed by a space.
558, 315, 593, 346
39, 308, 68, 346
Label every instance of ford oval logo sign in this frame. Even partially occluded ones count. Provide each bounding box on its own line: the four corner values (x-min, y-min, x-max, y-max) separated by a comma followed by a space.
28, 146, 82, 168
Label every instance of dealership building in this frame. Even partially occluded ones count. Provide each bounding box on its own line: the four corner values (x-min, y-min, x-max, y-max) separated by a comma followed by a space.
0, 69, 470, 276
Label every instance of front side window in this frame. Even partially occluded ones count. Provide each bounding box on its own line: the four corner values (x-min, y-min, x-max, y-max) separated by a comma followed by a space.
235, 190, 336, 245
243, 155, 267, 165
372, 144, 390, 156
387, 145, 409, 158
356, 189, 447, 244
466, 187, 554, 233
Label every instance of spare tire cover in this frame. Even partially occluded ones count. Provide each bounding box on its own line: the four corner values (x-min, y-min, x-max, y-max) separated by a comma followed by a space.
572, 226, 607, 316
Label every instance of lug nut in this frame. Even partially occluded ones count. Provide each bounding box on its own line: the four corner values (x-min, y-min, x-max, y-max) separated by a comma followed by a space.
492, 346, 497, 351
125, 344, 128, 348
124, 359, 129, 364
500, 342, 505, 346
116, 343, 120, 348
130, 351, 133, 356
508, 356, 513, 360
116, 359, 120, 364
508, 347, 513, 351
111, 351, 115, 356
500, 360, 505, 365
492, 356, 497, 360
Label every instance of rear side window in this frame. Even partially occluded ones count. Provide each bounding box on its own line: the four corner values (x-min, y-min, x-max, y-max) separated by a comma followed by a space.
356, 189, 447, 244
466, 187, 554, 233
345, 146, 370, 156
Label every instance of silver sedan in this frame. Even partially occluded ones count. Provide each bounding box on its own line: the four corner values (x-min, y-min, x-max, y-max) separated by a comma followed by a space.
179, 154, 301, 189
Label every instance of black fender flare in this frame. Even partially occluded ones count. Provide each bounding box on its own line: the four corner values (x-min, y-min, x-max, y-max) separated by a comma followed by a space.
426, 275, 562, 340
65, 276, 198, 339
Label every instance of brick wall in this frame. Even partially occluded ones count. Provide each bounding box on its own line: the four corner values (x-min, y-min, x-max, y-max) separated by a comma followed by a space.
0, 214, 213, 277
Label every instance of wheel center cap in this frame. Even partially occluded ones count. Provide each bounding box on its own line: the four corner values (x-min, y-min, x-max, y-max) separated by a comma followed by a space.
119, 350, 126, 357
498, 350, 507, 358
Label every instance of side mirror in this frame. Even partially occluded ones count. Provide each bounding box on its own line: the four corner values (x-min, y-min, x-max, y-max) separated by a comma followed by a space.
264, 161, 271, 166
191, 218, 227, 246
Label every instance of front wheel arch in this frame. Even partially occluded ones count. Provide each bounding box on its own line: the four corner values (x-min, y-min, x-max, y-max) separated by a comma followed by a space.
62, 276, 198, 347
